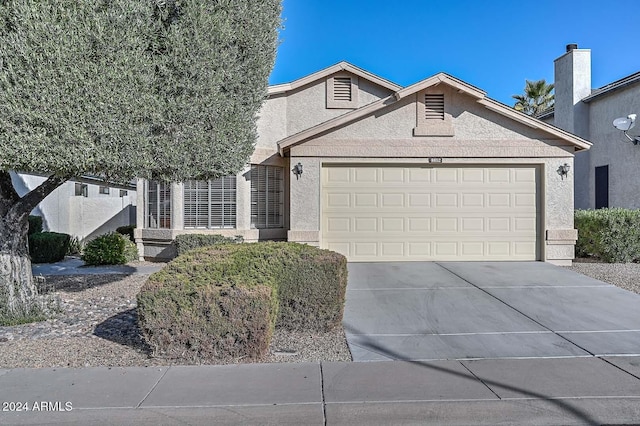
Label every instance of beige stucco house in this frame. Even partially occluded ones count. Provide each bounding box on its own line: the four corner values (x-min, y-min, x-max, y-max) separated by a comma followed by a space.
135, 62, 591, 265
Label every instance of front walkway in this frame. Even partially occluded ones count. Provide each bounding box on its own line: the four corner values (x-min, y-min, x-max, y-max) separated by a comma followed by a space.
31, 257, 164, 276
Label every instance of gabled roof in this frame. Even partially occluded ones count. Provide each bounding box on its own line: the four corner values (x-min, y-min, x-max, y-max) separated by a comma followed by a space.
267, 61, 402, 96
278, 72, 592, 155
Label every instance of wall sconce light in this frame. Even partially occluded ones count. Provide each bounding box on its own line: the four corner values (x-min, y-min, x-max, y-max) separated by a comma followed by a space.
557, 163, 570, 179
292, 162, 303, 179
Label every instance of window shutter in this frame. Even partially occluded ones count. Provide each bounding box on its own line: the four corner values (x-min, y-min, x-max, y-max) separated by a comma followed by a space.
147, 181, 171, 228
333, 77, 352, 101
183, 176, 236, 229
425, 94, 445, 120
251, 165, 284, 229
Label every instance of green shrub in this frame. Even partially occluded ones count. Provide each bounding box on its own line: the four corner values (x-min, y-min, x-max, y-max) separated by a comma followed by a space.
575, 208, 640, 262
173, 233, 242, 255
116, 225, 136, 242
29, 232, 71, 263
28, 215, 43, 235
137, 242, 347, 362
82, 232, 139, 265
66, 236, 84, 256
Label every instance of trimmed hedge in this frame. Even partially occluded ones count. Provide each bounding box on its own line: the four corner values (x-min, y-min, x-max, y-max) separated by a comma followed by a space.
82, 232, 139, 265
137, 242, 347, 362
575, 208, 640, 262
115, 225, 136, 242
29, 232, 71, 264
173, 233, 242, 255
28, 215, 43, 235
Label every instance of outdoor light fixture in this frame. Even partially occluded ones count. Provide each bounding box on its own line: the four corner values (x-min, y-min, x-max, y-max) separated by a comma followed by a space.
613, 114, 640, 145
292, 162, 303, 179
557, 163, 570, 180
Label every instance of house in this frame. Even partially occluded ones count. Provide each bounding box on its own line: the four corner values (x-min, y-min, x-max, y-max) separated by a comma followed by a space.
135, 62, 591, 265
539, 44, 640, 210
11, 172, 136, 241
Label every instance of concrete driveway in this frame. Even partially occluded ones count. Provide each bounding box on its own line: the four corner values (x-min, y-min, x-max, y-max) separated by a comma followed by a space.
344, 262, 640, 361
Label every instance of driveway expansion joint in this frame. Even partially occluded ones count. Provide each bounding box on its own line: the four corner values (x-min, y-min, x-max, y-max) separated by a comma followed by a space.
599, 357, 640, 382
458, 361, 502, 400
319, 362, 327, 426
434, 262, 597, 357
136, 366, 171, 409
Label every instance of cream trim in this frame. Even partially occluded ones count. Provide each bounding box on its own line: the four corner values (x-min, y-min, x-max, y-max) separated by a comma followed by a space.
268, 61, 401, 96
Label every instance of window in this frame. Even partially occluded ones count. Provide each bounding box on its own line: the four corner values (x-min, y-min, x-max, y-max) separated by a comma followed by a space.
119, 190, 128, 197
326, 74, 358, 109
183, 176, 236, 229
147, 181, 171, 228
251, 165, 284, 229
595, 165, 609, 209
99, 186, 110, 195
74, 183, 88, 197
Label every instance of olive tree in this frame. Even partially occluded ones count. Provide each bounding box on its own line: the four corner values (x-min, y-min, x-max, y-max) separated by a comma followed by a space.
0, 0, 281, 324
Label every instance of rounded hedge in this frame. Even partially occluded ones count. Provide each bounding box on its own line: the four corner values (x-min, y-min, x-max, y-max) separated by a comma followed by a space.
82, 232, 138, 265
137, 242, 347, 362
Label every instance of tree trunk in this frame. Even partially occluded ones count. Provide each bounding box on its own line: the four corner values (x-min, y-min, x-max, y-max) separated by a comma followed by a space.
0, 215, 39, 322
0, 171, 68, 324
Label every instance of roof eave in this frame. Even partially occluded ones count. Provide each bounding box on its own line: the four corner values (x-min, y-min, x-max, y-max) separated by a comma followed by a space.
268, 61, 402, 96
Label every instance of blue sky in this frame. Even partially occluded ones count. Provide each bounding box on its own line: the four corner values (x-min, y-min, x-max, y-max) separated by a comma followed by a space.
269, 0, 640, 106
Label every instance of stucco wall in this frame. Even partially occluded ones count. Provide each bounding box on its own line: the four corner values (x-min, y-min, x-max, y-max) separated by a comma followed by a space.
321, 88, 569, 144
11, 172, 136, 241
284, 72, 392, 136
585, 85, 640, 209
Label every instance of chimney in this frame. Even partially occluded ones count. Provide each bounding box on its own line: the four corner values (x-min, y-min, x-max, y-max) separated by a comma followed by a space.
553, 45, 591, 138
566, 43, 578, 52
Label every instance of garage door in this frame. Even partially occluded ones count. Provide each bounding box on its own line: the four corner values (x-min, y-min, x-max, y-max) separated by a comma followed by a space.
321, 165, 540, 261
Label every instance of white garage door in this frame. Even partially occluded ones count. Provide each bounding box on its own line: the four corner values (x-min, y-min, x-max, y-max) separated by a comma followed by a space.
321, 165, 540, 261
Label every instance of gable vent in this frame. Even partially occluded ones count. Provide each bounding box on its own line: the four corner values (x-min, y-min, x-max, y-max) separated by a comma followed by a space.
333, 77, 352, 101
425, 94, 445, 120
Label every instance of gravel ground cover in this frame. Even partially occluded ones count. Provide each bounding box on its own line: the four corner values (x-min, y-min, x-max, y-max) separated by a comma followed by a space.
567, 258, 640, 295
2, 259, 637, 369
0, 272, 351, 368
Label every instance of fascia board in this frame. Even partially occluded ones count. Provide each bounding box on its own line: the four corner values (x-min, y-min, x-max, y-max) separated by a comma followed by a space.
268, 61, 402, 96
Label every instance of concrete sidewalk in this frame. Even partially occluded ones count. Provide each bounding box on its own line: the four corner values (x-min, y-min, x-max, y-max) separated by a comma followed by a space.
1, 357, 640, 425
31, 257, 164, 276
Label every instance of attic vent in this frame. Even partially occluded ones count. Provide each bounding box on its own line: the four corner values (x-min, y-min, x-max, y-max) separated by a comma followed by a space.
425, 94, 444, 120
333, 77, 352, 101
326, 74, 358, 109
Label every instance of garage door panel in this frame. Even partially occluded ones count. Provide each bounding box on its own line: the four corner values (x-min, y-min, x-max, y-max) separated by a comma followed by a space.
321, 166, 540, 261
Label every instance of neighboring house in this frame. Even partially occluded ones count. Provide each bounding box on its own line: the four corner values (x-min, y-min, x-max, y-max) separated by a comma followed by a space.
11, 172, 136, 241
539, 44, 640, 210
135, 62, 591, 265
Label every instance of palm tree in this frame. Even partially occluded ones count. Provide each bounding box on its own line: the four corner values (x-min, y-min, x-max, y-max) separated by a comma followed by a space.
512, 79, 554, 116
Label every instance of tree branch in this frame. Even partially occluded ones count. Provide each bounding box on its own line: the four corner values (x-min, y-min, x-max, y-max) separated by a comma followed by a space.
0, 171, 21, 217
8, 174, 68, 221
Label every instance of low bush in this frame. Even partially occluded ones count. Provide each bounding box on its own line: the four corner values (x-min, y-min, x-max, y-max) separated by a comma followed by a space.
29, 232, 71, 264
28, 215, 43, 235
575, 208, 640, 262
173, 233, 242, 255
137, 242, 347, 362
82, 232, 138, 265
66, 236, 84, 256
115, 225, 136, 242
